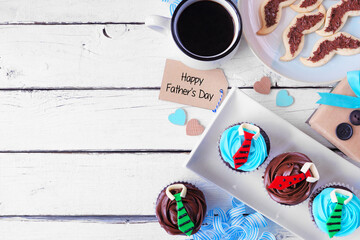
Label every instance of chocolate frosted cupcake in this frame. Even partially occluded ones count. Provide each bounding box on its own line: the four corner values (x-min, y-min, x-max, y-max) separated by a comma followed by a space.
264, 152, 320, 205
309, 185, 360, 238
219, 122, 270, 172
155, 182, 206, 236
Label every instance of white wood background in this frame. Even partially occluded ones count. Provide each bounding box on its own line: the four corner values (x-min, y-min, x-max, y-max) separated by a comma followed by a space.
0, 1, 359, 239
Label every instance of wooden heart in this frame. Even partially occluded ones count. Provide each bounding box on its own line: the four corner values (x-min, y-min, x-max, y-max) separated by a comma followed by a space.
186, 119, 204, 136
254, 76, 271, 94
276, 89, 294, 107
168, 108, 186, 126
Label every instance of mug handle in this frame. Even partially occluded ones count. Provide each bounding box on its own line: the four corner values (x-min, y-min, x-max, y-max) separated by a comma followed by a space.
145, 15, 171, 35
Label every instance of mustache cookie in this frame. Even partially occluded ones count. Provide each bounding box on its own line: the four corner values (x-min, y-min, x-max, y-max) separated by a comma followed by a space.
257, 0, 297, 35
300, 32, 360, 67
291, 0, 324, 13
317, 0, 360, 37
281, 5, 326, 61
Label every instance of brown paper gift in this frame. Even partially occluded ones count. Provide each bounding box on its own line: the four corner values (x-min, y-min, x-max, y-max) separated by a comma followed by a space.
308, 77, 360, 162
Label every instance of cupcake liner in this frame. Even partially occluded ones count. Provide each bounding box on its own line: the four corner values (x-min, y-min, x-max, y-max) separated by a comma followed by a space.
217, 122, 271, 174
261, 152, 318, 207
308, 182, 357, 224
307, 182, 360, 239
155, 181, 207, 236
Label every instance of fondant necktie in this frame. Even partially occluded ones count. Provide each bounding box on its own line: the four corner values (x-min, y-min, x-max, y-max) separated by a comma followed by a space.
174, 193, 195, 236
326, 195, 347, 238
232, 130, 255, 169
268, 170, 312, 190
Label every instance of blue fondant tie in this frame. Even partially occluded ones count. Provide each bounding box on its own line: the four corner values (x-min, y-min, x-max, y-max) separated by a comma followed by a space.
317, 71, 360, 108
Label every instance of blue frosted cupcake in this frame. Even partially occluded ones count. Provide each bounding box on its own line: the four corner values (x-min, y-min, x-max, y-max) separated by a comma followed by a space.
218, 122, 270, 172
309, 185, 360, 238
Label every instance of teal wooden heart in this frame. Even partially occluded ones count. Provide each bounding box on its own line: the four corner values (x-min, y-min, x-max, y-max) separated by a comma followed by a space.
168, 108, 186, 125
276, 90, 294, 107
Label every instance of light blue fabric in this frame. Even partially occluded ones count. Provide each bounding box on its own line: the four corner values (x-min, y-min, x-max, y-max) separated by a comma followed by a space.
312, 188, 360, 237
317, 71, 360, 108
259, 232, 276, 240
161, 0, 182, 16
219, 125, 268, 171
192, 197, 275, 240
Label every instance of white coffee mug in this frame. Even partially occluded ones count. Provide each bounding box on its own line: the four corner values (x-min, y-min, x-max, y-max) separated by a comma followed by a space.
145, 0, 242, 70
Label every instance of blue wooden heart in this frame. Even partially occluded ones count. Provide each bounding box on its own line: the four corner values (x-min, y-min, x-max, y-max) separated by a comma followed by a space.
276, 90, 294, 107
168, 108, 186, 125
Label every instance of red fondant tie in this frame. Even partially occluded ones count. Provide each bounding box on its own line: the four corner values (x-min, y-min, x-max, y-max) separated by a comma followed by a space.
268, 170, 312, 190
232, 130, 255, 169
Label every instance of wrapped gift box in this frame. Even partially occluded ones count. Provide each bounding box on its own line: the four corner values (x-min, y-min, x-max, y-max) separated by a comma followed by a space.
308, 76, 360, 162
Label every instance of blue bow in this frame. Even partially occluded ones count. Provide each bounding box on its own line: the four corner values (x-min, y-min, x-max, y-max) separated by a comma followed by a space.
317, 71, 360, 108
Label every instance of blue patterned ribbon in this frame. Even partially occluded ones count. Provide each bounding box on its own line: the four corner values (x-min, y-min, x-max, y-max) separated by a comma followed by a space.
192, 197, 276, 240
161, 0, 182, 16
317, 71, 360, 108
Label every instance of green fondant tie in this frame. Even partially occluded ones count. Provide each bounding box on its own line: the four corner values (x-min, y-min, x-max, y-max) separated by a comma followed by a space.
174, 193, 195, 236
326, 195, 347, 238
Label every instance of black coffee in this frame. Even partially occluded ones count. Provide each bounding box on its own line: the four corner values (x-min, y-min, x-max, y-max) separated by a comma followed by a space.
176, 1, 235, 57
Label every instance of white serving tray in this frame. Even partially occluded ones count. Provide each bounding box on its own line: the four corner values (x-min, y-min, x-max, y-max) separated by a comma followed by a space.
186, 89, 360, 240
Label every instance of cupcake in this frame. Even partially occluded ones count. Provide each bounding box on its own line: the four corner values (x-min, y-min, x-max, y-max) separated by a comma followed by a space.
264, 152, 320, 205
155, 182, 206, 236
218, 122, 270, 172
309, 185, 360, 238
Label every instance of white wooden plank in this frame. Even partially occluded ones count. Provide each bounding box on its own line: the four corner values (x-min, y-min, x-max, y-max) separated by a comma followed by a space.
0, 153, 231, 215
0, 0, 232, 24
0, 25, 333, 89
0, 152, 299, 238
0, 0, 155, 23
0, 152, 357, 216
0, 88, 333, 151
0, 220, 182, 240
0, 220, 299, 240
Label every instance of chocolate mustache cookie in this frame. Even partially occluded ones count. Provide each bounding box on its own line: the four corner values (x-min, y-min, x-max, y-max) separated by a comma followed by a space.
281, 5, 325, 61
257, 0, 297, 35
301, 32, 360, 67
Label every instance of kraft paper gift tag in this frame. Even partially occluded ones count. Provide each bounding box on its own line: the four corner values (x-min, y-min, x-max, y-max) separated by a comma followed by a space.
159, 59, 228, 110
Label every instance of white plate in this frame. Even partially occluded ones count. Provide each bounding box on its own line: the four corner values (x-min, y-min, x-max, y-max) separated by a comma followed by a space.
238, 0, 360, 83
186, 89, 360, 240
